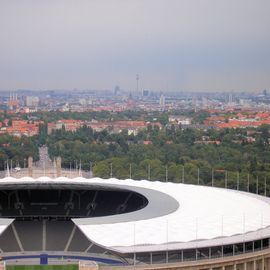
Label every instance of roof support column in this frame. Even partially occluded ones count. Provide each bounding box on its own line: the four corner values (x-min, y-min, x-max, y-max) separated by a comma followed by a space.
254, 259, 257, 270
133, 253, 136, 266
221, 245, 224, 257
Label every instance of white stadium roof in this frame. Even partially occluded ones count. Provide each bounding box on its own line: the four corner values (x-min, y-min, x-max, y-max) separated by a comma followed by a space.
1, 177, 270, 254
0, 219, 13, 235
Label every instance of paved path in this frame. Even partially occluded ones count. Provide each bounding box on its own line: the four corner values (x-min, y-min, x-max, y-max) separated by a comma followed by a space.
35, 146, 53, 169
0, 146, 92, 179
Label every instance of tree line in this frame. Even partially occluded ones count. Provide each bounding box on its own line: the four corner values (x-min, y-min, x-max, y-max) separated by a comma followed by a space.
2, 118, 270, 195
46, 124, 270, 188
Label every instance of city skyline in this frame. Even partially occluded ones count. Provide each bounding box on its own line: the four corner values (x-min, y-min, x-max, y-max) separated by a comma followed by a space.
0, 0, 269, 92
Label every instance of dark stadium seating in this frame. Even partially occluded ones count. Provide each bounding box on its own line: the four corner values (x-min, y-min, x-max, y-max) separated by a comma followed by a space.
14, 221, 42, 251
0, 225, 20, 252
0, 188, 147, 219
67, 227, 91, 252
0, 220, 106, 254
0, 187, 147, 256
46, 220, 74, 251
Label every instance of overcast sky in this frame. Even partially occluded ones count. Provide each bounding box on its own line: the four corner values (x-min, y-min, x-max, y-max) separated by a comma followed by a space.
0, 0, 270, 92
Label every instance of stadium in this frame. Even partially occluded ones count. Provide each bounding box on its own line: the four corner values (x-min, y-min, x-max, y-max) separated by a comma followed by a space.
1, 176, 270, 270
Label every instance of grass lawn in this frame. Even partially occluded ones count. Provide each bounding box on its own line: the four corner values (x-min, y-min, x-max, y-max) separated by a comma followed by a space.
6, 265, 78, 270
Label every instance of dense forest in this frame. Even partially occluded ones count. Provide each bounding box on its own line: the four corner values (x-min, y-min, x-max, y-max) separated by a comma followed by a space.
46, 124, 270, 192
1, 115, 270, 194
0, 135, 39, 170
26, 110, 172, 125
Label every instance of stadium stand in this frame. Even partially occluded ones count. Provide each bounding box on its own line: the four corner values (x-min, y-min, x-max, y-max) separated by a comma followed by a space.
14, 221, 42, 251
0, 220, 106, 254
67, 227, 92, 252
0, 188, 146, 219
0, 225, 20, 252
0, 185, 146, 260
46, 221, 75, 251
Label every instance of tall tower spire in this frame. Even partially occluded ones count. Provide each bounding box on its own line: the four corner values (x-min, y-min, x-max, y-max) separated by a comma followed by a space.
136, 74, 139, 95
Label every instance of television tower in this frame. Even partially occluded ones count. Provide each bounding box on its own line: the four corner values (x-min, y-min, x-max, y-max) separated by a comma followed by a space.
136, 74, 139, 95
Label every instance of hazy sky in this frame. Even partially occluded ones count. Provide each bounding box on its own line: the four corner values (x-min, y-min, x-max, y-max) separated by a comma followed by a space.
0, 0, 270, 92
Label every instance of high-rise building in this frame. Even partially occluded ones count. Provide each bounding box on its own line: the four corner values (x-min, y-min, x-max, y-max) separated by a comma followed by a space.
142, 90, 149, 97
114, 85, 120, 96
8, 92, 19, 110
26, 96, 39, 107
159, 94, 165, 107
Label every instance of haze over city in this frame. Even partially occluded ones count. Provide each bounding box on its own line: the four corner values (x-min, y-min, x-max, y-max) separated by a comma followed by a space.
0, 0, 270, 92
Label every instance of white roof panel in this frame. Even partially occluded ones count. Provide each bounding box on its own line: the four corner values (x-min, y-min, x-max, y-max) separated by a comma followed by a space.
0, 219, 14, 235
1, 177, 270, 253
74, 179, 270, 252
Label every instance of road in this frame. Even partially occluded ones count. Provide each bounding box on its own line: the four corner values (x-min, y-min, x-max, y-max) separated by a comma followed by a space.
0, 146, 92, 178
35, 146, 53, 169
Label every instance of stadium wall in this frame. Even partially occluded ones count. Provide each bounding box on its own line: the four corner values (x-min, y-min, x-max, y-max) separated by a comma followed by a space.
82, 248, 270, 270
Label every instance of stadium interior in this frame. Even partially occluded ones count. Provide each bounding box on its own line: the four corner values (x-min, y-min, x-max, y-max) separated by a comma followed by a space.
0, 186, 148, 255
0, 187, 148, 219
1, 180, 270, 268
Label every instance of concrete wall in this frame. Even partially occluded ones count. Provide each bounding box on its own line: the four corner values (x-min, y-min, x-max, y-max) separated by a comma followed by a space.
82, 249, 270, 270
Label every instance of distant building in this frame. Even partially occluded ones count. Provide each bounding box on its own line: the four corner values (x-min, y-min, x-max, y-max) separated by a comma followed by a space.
142, 90, 150, 97
194, 140, 221, 145
86, 120, 149, 134
48, 120, 83, 134
159, 94, 165, 107
0, 119, 42, 137
26, 96, 39, 107
169, 115, 192, 125
8, 92, 19, 110
79, 99, 87, 106
114, 86, 120, 96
